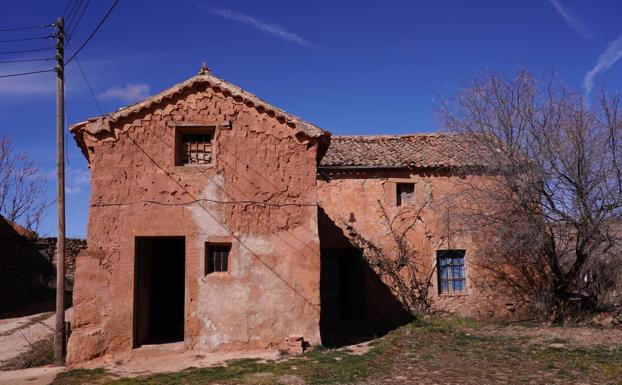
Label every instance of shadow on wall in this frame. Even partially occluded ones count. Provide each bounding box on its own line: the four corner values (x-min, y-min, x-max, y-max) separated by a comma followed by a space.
318, 207, 412, 347
0, 216, 82, 318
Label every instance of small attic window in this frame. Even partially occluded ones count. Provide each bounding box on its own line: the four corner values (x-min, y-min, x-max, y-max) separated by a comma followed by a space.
396, 183, 414, 206
175, 127, 215, 166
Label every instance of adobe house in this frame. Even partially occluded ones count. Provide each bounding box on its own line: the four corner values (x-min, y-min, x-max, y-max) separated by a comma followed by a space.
316, 135, 524, 327
67, 65, 524, 364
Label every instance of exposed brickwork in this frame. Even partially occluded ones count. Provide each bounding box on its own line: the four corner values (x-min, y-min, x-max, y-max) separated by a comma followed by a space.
35, 237, 87, 289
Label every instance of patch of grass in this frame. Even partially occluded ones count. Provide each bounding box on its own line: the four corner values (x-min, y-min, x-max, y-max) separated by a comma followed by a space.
51, 368, 111, 385
56, 338, 391, 385
1, 334, 56, 370
53, 316, 622, 384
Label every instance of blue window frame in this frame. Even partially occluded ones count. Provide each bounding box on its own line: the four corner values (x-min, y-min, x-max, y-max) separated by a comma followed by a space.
437, 250, 466, 294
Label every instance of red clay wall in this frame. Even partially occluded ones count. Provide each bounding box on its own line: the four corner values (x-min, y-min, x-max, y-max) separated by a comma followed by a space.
67, 84, 322, 364
317, 169, 530, 320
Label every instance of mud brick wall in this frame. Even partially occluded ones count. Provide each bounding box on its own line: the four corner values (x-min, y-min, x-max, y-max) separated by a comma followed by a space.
67, 82, 323, 364
317, 168, 531, 320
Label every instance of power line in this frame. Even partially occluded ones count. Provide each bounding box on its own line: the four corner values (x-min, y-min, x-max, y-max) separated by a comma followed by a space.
69, 0, 91, 37
0, 57, 54, 64
0, 35, 53, 43
62, 0, 76, 18
67, 35, 103, 115
64, 0, 119, 65
0, 47, 54, 55
0, 69, 55, 79
0, 23, 55, 32
65, 0, 83, 29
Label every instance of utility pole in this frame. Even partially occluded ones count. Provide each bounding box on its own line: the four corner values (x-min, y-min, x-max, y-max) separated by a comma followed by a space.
54, 16, 66, 362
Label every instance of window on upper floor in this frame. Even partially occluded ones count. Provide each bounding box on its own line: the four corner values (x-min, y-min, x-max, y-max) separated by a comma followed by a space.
396, 183, 415, 206
437, 249, 466, 294
175, 127, 215, 166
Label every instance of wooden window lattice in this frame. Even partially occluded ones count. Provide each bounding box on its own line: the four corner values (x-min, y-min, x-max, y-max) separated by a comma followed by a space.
182, 133, 212, 165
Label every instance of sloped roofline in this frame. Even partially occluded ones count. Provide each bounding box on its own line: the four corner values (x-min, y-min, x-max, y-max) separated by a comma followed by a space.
69, 69, 330, 161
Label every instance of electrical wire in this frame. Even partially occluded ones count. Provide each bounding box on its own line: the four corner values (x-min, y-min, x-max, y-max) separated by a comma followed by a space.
0, 35, 54, 43
67, 35, 103, 115
64, 0, 119, 65
0, 23, 55, 32
0, 69, 55, 79
0, 47, 54, 55
65, 0, 83, 29
69, 0, 91, 37
62, 0, 76, 18
0, 57, 54, 64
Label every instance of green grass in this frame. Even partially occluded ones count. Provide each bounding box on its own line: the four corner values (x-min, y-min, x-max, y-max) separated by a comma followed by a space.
52, 339, 391, 385
53, 317, 622, 385
52, 368, 110, 385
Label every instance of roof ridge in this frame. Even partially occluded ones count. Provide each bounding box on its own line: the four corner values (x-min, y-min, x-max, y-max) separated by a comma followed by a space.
69, 72, 329, 139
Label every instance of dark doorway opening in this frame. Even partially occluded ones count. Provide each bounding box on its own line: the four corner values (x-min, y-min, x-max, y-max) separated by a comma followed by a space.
134, 237, 185, 347
318, 207, 412, 347
321, 249, 367, 323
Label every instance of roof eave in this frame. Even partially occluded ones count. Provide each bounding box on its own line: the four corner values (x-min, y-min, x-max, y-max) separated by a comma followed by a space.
69, 73, 331, 162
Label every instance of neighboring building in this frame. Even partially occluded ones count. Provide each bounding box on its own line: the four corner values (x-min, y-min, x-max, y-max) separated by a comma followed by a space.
67, 66, 524, 364
317, 135, 524, 328
0, 215, 53, 313
0, 216, 86, 314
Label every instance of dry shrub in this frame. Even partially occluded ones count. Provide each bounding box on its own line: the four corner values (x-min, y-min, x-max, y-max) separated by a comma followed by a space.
1, 335, 55, 370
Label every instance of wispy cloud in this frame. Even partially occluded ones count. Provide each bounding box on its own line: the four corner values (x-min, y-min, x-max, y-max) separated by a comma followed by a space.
65, 167, 90, 195
583, 34, 622, 95
197, 4, 323, 49
547, 0, 590, 38
42, 167, 90, 195
98, 83, 150, 103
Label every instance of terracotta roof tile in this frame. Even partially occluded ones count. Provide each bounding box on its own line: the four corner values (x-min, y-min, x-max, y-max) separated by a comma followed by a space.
319, 133, 489, 169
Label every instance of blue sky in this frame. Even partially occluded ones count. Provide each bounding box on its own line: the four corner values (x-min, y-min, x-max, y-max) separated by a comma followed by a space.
1, 0, 622, 237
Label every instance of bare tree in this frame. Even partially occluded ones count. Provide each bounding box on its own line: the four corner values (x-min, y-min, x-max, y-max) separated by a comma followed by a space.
0, 135, 49, 233
438, 71, 622, 320
344, 198, 438, 316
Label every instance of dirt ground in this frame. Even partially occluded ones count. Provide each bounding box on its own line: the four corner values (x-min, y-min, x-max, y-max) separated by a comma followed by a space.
0, 312, 55, 367
3, 313, 621, 384
0, 365, 63, 385
49, 317, 622, 385
74, 342, 283, 378
354, 318, 622, 385
476, 321, 622, 348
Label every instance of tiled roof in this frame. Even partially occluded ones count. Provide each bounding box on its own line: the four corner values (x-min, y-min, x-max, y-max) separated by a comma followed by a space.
319, 133, 489, 169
